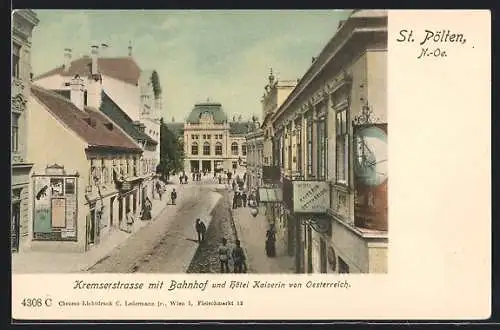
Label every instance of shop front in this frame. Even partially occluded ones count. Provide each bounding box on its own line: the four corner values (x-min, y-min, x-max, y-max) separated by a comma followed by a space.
288, 179, 331, 274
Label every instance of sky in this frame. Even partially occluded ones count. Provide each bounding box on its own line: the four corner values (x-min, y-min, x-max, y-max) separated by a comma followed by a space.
31, 10, 352, 123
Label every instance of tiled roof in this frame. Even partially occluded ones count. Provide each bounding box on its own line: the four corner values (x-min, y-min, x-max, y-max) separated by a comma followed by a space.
34, 56, 141, 86
31, 85, 142, 152
100, 92, 157, 146
229, 122, 252, 135
186, 102, 228, 124
166, 122, 184, 137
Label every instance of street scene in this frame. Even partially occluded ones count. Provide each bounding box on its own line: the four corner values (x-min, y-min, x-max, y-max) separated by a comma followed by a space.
12, 9, 388, 274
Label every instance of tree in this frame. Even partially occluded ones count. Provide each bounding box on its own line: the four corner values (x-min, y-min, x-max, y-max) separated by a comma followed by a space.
157, 117, 184, 180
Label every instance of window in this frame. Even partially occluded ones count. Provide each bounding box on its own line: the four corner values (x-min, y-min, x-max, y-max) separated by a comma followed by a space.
11, 113, 19, 153
203, 142, 210, 155
126, 158, 130, 176
296, 125, 302, 175
101, 159, 107, 183
203, 134, 206, 139
306, 117, 313, 176
215, 142, 223, 156
191, 142, 198, 155
317, 117, 327, 180
219, 134, 223, 139
207, 134, 211, 139
191, 134, 195, 139
133, 157, 138, 176
280, 134, 285, 169
242, 144, 247, 156
12, 43, 20, 78
231, 142, 239, 156
336, 108, 348, 184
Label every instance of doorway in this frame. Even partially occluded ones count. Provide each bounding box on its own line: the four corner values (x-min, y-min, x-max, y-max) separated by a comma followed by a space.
88, 209, 96, 245
133, 191, 137, 214
190, 160, 199, 172
110, 196, 115, 227
11, 201, 20, 252
118, 197, 123, 225
307, 225, 313, 273
202, 160, 211, 172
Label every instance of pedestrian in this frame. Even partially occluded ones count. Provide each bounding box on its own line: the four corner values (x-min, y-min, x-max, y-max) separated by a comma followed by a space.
232, 192, 238, 209
232, 180, 236, 191
242, 191, 247, 207
195, 218, 207, 243
218, 175, 222, 184
155, 181, 162, 200
179, 174, 183, 184
218, 238, 230, 273
192, 172, 195, 182
184, 174, 188, 184
171, 188, 177, 205
232, 239, 247, 273
125, 207, 134, 233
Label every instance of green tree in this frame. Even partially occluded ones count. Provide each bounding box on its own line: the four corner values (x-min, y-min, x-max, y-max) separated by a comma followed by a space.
157, 117, 184, 180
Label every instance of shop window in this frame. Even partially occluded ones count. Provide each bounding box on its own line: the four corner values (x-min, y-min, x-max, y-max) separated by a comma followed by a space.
242, 143, 247, 156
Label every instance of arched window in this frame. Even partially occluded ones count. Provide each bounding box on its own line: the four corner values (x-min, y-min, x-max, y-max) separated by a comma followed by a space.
242, 143, 247, 156
203, 142, 210, 155
231, 142, 239, 156
191, 142, 198, 155
215, 142, 223, 156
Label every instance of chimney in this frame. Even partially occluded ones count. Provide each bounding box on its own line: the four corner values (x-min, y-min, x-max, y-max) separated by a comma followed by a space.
63, 48, 72, 72
70, 75, 85, 111
91, 45, 99, 76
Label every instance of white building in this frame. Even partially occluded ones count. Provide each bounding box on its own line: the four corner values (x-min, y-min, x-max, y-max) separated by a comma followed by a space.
177, 101, 250, 174
33, 44, 162, 204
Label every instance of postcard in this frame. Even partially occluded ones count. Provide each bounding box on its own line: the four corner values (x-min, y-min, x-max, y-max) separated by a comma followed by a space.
11, 9, 490, 321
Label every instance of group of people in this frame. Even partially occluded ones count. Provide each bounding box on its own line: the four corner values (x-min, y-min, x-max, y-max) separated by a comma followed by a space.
218, 238, 247, 273
178, 172, 189, 184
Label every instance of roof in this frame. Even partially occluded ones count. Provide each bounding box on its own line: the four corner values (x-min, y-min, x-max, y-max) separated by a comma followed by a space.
31, 85, 142, 152
166, 122, 184, 137
229, 122, 252, 135
186, 102, 228, 124
100, 92, 157, 146
34, 56, 141, 86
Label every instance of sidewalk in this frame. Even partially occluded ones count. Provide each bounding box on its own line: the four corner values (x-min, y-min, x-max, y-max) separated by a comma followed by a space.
12, 185, 179, 274
231, 204, 295, 274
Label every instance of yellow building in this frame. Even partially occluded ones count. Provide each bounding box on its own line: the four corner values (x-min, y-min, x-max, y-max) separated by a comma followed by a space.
11, 9, 39, 252
27, 82, 144, 252
180, 101, 249, 174
270, 10, 388, 273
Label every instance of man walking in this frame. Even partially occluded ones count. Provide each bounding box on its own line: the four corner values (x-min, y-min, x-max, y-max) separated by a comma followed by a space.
125, 207, 134, 233
170, 188, 177, 205
232, 240, 247, 273
195, 218, 207, 243
218, 238, 230, 273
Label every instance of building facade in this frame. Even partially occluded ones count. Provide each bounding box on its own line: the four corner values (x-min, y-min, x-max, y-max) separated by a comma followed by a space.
245, 118, 264, 192
11, 9, 39, 252
33, 44, 161, 204
270, 10, 388, 273
182, 102, 249, 174
27, 83, 144, 252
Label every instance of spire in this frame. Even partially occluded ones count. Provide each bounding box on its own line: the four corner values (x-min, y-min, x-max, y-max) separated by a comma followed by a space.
128, 40, 133, 57
268, 68, 275, 85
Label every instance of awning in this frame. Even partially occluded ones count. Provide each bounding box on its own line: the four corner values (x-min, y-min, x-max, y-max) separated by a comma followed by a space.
258, 188, 283, 203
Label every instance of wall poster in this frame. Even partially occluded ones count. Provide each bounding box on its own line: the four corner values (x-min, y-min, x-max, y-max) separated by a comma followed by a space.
32, 165, 78, 241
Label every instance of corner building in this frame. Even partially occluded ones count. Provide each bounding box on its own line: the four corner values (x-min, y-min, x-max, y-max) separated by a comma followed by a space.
270, 10, 388, 273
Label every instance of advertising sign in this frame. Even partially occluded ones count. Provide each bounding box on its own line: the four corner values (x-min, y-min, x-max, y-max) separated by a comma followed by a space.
292, 181, 330, 214
33, 176, 51, 233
